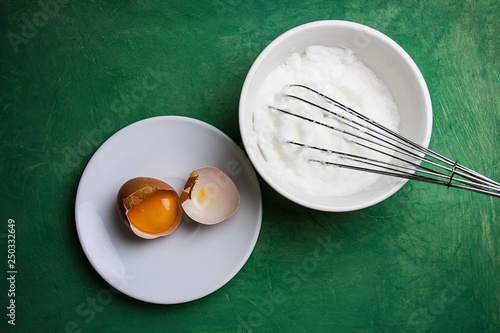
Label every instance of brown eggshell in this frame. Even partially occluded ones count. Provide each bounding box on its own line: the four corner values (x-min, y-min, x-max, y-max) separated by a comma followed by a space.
117, 177, 182, 239
181, 167, 240, 225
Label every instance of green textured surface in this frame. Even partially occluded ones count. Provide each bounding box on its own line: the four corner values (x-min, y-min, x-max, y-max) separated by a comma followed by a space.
1, 0, 499, 332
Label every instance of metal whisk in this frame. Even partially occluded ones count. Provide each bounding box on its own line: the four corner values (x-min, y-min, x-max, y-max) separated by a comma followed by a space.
269, 84, 500, 198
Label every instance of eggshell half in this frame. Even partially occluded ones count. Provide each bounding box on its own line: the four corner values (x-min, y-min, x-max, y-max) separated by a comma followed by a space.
181, 167, 240, 225
117, 177, 182, 239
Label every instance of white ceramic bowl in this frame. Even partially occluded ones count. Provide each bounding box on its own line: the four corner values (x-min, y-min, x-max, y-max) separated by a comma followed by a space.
239, 20, 432, 211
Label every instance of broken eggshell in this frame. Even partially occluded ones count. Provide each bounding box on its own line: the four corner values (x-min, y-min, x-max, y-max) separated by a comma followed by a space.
116, 177, 183, 239
181, 167, 240, 225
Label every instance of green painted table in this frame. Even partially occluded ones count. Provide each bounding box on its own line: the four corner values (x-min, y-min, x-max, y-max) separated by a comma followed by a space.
1, 1, 498, 332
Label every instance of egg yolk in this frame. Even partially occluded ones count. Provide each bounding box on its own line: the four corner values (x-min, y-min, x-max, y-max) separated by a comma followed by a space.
126, 190, 180, 234
193, 183, 223, 212
197, 187, 207, 200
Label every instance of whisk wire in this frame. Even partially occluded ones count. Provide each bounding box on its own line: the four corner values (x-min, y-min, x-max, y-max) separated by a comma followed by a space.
290, 84, 500, 190
269, 84, 500, 198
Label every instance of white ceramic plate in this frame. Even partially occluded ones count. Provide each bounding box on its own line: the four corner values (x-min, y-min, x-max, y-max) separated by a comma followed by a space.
75, 116, 262, 304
